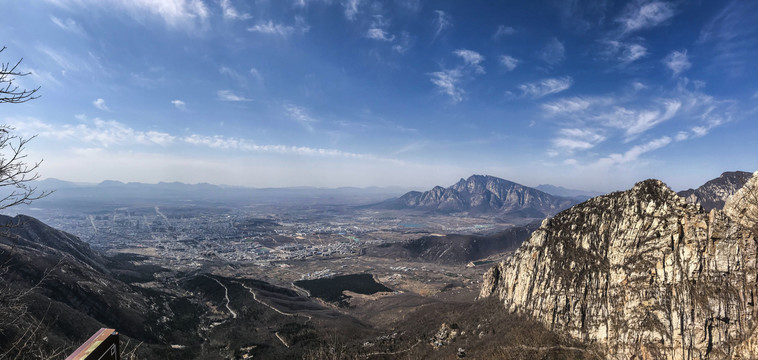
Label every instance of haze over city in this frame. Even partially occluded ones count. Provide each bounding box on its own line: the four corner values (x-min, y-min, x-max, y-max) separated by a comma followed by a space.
3, 0, 757, 191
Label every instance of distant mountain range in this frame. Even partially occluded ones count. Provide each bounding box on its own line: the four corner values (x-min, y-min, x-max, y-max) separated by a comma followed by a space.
10, 179, 412, 211
677, 171, 753, 210
377, 175, 577, 219
533, 184, 602, 201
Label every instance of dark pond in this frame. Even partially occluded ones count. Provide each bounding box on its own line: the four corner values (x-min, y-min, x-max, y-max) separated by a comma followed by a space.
294, 273, 393, 306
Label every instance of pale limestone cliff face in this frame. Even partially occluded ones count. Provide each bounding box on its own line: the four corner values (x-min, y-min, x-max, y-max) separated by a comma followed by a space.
724, 171, 758, 230
481, 178, 758, 359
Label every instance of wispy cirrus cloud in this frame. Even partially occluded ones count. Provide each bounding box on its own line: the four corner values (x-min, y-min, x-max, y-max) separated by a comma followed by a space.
596, 100, 681, 139
428, 49, 487, 102
432, 10, 452, 40
217, 90, 252, 101
663, 50, 691, 75
454, 49, 485, 74
618, 1, 675, 34
594, 136, 672, 166
492, 25, 516, 39
519, 77, 573, 98
284, 104, 318, 132
247, 17, 309, 36
602, 40, 647, 63
428, 69, 464, 103
499, 55, 519, 71
366, 15, 395, 42
7, 116, 175, 147
539, 38, 565, 65
551, 128, 606, 153
219, 0, 251, 20
342, 0, 362, 20
48, 0, 210, 30
542, 96, 604, 115
698, 2, 758, 77
9, 116, 384, 162
50, 16, 85, 35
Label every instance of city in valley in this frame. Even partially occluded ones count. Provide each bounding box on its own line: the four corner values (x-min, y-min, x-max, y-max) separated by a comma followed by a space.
28, 198, 516, 297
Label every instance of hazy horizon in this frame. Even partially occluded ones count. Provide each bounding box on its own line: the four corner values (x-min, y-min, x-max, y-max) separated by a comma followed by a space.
4, 1, 758, 193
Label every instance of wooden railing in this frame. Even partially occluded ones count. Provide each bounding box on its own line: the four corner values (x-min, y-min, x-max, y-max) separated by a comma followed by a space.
65, 328, 119, 360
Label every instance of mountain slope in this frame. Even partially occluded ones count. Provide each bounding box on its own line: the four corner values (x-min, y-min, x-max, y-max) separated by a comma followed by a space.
365, 224, 537, 264
480, 176, 758, 359
380, 175, 576, 218
677, 170, 752, 210
0, 215, 371, 359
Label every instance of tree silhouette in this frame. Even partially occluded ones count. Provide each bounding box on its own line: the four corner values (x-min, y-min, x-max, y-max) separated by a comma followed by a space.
0, 46, 49, 210
1, 46, 39, 104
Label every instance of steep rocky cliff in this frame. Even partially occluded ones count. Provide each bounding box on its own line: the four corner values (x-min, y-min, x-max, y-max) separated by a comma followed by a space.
481, 174, 758, 359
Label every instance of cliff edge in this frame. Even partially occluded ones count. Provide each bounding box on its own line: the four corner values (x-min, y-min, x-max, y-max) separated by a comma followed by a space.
481, 174, 758, 359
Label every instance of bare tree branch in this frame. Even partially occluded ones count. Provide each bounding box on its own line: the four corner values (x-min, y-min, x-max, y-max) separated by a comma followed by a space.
0, 46, 40, 104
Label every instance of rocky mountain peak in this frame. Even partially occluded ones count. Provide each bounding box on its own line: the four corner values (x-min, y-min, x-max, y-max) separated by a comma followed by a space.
480, 173, 758, 359
678, 170, 753, 210
383, 175, 576, 218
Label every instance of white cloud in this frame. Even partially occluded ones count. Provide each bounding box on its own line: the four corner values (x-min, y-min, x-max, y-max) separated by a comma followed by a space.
366, 15, 395, 41
183, 134, 372, 159
171, 99, 186, 110
50, 16, 85, 35
392, 32, 413, 54
675, 131, 689, 141
542, 97, 594, 115
551, 128, 606, 153
552, 138, 596, 152
57, 0, 211, 30
9, 116, 381, 162
367, 28, 394, 41
217, 90, 252, 101
454, 49, 485, 74
492, 25, 516, 39
284, 104, 317, 132
249, 68, 264, 85
618, 1, 675, 34
428, 69, 464, 103
499, 55, 519, 71
219, 0, 251, 20
433, 10, 452, 39
597, 100, 680, 138
604, 41, 647, 63
8, 116, 175, 147
664, 50, 691, 75
595, 136, 672, 166
539, 38, 565, 65
342, 0, 362, 20
93, 98, 110, 111
247, 17, 309, 36
519, 77, 573, 98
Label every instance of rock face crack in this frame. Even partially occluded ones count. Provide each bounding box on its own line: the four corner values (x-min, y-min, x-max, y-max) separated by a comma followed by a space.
481, 174, 758, 359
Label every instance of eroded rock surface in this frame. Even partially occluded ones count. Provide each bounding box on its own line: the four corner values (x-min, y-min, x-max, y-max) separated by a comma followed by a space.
481, 176, 758, 359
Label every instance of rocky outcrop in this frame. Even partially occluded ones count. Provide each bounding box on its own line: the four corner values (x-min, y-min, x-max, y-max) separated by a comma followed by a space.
480, 177, 758, 359
678, 171, 753, 211
724, 171, 758, 229
382, 175, 576, 218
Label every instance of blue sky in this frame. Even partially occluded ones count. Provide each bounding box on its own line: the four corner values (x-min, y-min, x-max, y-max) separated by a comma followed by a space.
2, 0, 757, 192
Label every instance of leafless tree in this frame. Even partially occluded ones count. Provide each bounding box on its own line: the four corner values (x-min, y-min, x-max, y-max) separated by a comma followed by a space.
1, 46, 39, 104
0, 46, 58, 359
0, 46, 49, 211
